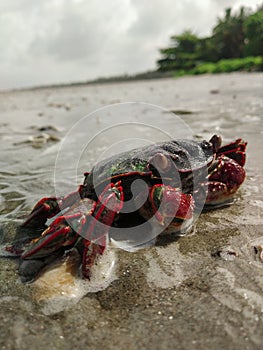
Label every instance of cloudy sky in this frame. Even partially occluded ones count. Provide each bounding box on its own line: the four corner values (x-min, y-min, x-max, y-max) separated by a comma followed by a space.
0, 0, 261, 89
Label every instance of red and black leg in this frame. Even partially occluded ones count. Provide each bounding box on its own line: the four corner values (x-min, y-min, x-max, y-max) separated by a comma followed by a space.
215, 137, 247, 167
79, 182, 124, 279
18, 182, 123, 280
21, 186, 84, 228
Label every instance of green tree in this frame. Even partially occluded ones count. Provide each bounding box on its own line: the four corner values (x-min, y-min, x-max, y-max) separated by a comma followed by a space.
157, 30, 200, 71
244, 7, 263, 70
196, 37, 219, 62
211, 7, 247, 60
156, 4, 263, 73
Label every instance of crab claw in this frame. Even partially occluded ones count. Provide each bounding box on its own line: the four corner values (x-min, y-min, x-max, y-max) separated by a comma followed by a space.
146, 184, 194, 233
216, 137, 247, 167
205, 155, 246, 206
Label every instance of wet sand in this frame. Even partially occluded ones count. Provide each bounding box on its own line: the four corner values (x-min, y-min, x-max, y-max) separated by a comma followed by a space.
0, 72, 263, 349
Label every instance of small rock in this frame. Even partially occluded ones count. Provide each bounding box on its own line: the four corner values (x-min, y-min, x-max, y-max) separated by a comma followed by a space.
167, 109, 195, 115
210, 89, 220, 94
211, 247, 237, 261
13, 133, 60, 148
38, 125, 59, 132
254, 245, 263, 262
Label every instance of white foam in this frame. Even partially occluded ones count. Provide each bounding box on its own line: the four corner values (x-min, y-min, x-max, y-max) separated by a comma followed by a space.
33, 248, 118, 315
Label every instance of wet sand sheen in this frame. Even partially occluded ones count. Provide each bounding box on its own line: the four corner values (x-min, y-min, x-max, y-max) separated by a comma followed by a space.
0, 72, 262, 350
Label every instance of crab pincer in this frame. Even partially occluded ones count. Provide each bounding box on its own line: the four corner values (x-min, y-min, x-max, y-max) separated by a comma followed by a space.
142, 184, 195, 233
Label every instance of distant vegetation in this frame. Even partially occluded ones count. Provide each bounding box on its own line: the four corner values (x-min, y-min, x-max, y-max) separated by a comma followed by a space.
87, 5, 263, 87
174, 56, 262, 76
19, 4, 263, 91
157, 4, 263, 75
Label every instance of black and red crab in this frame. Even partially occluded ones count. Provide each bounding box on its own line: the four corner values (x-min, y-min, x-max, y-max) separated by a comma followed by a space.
2, 135, 246, 281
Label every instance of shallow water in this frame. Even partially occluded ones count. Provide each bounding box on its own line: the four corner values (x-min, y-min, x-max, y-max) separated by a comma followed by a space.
0, 73, 262, 349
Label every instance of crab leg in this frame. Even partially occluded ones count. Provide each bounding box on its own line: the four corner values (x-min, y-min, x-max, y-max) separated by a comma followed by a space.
13, 198, 95, 282
0, 192, 90, 258
80, 182, 124, 279
0, 216, 79, 258
20, 182, 123, 280
21, 216, 80, 259
21, 197, 96, 259
81, 237, 107, 279
21, 186, 85, 228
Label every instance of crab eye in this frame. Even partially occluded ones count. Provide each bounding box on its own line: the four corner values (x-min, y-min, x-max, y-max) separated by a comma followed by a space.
208, 135, 222, 152
149, 153, 171, 171
201, 140, 211, 149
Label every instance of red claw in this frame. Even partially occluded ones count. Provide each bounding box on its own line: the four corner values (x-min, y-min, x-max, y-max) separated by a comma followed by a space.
216, 138, 247, 167
205, 155, 246, 205
149, 184, 194, 225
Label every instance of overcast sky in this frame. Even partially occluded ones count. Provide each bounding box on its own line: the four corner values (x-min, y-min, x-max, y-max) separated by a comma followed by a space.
0, 0, 261, 89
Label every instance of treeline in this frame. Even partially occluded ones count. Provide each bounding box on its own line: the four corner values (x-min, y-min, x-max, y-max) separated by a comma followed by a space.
157, 4, 263, 74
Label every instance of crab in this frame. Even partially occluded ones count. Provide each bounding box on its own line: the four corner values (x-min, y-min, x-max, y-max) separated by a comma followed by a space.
2, 134, 246, 282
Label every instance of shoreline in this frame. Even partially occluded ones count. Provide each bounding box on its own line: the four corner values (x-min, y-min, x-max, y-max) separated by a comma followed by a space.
2, 69, 262, 94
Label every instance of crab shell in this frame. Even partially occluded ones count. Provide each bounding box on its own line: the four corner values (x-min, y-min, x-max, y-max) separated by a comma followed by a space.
83, 138, 215, 200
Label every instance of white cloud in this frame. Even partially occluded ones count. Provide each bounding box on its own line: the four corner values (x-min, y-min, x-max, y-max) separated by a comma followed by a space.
0, 0, 261, 89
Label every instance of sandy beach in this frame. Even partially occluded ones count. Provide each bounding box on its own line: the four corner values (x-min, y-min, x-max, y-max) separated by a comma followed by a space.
0, 72, 262, 350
